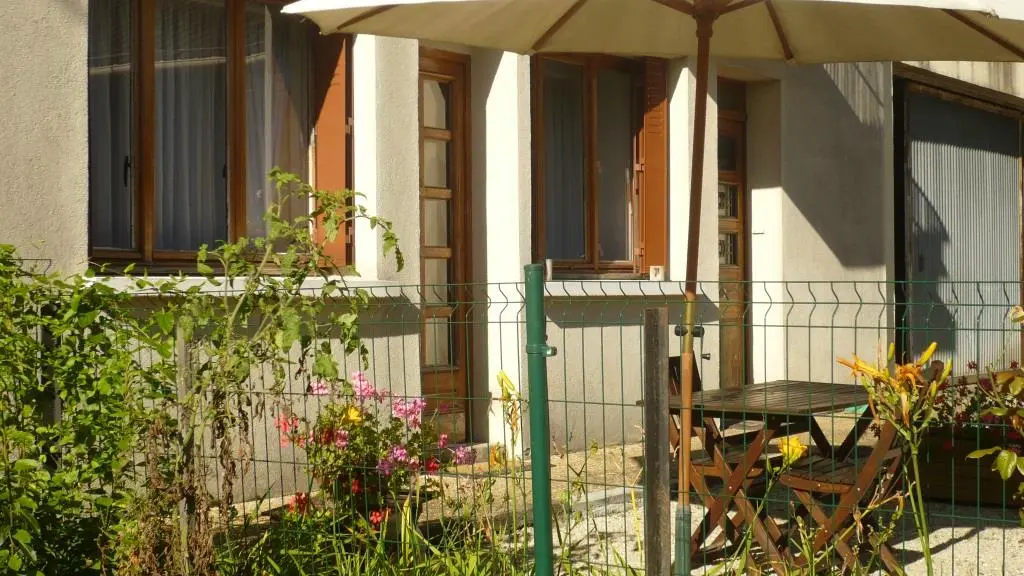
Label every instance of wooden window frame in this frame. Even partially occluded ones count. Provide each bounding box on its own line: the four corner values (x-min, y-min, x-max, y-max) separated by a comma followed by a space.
532, 54, 644, 276
88, 0, 351, 271
532, 54, 668, 278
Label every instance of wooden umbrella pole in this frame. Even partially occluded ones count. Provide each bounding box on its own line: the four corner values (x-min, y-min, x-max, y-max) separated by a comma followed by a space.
676, 10, 714, 575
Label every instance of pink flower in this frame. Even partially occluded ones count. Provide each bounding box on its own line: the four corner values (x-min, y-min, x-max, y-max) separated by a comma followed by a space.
274, 412, 299, 447
1013, 361, 1020, 370
352, 371, 379, 402
309, 380, 330, 396
377, 458, 394, 477
389, 444, 409, 464
333, 429, 349, 448
392, 398, 427, 429
425, 457, 441, 473
438, 433, 448, 449
288, 492, 311, 515
454, 445, 475, 466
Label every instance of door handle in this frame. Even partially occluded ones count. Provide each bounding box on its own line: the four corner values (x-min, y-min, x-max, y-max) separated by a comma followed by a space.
123, 156, 131, 188
701, 353, 712, 361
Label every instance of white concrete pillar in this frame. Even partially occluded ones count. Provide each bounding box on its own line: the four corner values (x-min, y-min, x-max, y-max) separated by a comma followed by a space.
351, 35, 422, 399
352, 35, 420, 285
468, 49, 532, 451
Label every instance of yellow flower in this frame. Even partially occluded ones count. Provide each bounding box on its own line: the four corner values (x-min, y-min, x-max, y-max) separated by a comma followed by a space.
342, 405, 362, 425
778, 436, 808, 466
917, 342, 938, 367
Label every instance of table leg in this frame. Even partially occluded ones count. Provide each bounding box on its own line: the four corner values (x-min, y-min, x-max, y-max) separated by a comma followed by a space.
689, 422, 787, 570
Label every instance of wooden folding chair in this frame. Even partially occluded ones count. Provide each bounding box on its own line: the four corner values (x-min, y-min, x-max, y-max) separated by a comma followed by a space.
779, 422, 903, 574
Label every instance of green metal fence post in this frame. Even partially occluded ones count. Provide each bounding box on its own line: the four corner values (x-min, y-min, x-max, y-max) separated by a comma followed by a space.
525, 263, 556, 576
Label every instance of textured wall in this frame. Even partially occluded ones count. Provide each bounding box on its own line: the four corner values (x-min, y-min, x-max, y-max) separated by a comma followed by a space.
0, 1, 90, 273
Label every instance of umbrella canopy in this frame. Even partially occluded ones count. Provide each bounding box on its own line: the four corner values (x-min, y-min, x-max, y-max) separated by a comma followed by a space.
284, 0, 1024, 62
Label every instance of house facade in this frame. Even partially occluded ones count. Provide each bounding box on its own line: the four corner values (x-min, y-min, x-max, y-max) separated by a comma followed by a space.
4, 1, 1024, 479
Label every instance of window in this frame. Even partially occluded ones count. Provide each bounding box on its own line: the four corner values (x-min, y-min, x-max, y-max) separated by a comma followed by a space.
88, 0, 348, 266
532, 56, 668, 276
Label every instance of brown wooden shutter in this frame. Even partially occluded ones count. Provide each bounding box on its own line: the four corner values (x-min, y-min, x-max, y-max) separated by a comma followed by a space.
313, 34, 352, 267
639, 57, 669, 274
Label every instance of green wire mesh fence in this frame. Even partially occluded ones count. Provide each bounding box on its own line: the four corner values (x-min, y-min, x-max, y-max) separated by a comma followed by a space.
11, 273, 1024, 575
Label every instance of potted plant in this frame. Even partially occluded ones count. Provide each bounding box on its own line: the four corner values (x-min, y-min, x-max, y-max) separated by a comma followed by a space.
921, 360, 1023, 507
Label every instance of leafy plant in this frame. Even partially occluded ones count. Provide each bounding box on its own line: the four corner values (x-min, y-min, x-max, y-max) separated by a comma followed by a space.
839, 342, 947, 576
0, 245, 170, 575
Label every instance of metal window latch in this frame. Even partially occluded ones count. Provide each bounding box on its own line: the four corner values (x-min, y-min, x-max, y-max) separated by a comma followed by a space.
674, 325, 705, 338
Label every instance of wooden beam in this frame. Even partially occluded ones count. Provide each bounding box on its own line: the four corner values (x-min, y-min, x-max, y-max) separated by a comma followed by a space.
720, 0, 763, 16
337, 6, 394, 31
766, 0, 794, 61
945, 9, 1024, 60
532, 0, 588, 51
650, 0, 694, 17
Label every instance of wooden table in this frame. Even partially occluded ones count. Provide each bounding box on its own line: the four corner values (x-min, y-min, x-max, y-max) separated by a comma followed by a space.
672, 380, 872, 570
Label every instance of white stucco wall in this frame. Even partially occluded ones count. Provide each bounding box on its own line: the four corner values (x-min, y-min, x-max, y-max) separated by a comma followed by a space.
0, 1, 89, 273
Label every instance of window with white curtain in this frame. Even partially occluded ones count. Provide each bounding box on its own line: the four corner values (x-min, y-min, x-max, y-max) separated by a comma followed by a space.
88, 0, 313, 262
535, 56, 639, 273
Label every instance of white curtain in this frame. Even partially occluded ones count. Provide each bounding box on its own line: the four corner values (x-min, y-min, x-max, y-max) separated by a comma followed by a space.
88, 0, 134, 250
245, 4, 311, 239
596, 68, 633, 262
154, 0, 228, 251
542, 60, 587, 261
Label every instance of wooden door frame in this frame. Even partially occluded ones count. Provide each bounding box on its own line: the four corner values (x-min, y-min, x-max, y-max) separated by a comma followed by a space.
418, 48, 472, 431
718, 78, 752, 388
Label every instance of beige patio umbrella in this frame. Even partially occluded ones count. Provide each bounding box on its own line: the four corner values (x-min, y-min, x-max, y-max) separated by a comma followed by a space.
283, 0, 1024, 571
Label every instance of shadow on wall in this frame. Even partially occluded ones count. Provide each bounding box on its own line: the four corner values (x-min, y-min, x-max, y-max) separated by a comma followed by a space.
781, 63, 889, 272
540, 292, 719, 451
903, 178, 956, 359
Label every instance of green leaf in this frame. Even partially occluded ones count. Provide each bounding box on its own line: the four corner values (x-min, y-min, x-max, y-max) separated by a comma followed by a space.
990, 407, 1010, 417
13, 459, 41, 472
196, 262, 214, 276
994, 450, 1019, 481
15, 496, 36, 512
1011, 376, 1024, 397
313, 350, 338, 381
78, 309, 101, 328
95, 496, 114, 507
8, 553, 22, 571
966, 446, 1001, 459
12, 530, 31, 546
155, 311, 174, 335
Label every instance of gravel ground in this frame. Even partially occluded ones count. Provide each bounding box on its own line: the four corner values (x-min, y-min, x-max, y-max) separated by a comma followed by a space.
521, 492, 1024, 575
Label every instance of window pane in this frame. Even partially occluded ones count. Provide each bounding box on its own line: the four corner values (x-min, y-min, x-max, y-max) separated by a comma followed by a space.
423, 139, 449, 188
423, 79, 450, 130
718, 183, 737, 218
542, 60, 587, 261
423, 198, 449, 247
246, 5, 312, 239
719, 233, 738, 266
154, 0, 228, 251
719, 134, 737, 172
424, 317, 453, 367
423, 258, 450, 304
88, 0, 134, 250
596, 68, 633, 262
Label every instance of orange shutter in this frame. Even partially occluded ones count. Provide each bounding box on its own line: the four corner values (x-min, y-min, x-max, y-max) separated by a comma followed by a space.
313, 34, 352, 267
639, 57, 669, 274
